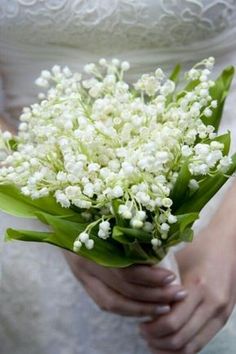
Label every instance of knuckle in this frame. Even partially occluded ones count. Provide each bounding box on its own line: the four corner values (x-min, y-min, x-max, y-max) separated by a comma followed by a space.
169, 335, 184, 350
217, 295, 229, 311
196, 275, 207, 292
163, 316, 178, 332
100, 296, 116, 312
213, 292, 229, 315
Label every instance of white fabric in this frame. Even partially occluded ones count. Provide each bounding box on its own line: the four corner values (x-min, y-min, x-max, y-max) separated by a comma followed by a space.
0, 1, 236, 353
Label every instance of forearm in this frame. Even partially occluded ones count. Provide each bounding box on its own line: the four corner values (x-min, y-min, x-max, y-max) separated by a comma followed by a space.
178, 179, 236, 271
207, 179, 236, 247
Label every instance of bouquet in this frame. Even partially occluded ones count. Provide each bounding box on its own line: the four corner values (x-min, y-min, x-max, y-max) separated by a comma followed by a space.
0, 58, 235, 269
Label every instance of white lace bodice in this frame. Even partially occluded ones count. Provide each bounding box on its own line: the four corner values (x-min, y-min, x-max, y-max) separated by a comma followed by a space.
1, 0, 236, 120
1, 0, 236, 50
1, 2, 236, 354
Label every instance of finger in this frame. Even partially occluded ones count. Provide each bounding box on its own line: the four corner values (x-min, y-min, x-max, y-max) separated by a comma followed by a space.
184, 318, 224, 354
140, 280, 204, 338
104, 277, 187, 304
84, 261, 185, 304
83, 273, 172, 317
97, 268, 187, 303
115, 265, 177, 287
145, 304, 211, 351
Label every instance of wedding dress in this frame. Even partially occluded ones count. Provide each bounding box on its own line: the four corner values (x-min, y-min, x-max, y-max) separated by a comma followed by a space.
0, 1, 236, 353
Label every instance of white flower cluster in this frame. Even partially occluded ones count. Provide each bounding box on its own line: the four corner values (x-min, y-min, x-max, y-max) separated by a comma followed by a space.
0, 57, 232, 252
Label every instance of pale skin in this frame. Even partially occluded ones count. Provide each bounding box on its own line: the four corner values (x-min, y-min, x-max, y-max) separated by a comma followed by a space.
140, 180, 236, 353
64, 250, 188, 317
65, 179, 236, 353
1, 116, 236, 352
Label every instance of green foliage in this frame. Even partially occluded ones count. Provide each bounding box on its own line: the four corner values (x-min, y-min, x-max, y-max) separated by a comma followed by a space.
176, 153, 236, 214
1, 65, 235, 267
171, 161, 191, 211
201, 66, 235, 130
169, 64, 181, 84
0, 184, 76, 218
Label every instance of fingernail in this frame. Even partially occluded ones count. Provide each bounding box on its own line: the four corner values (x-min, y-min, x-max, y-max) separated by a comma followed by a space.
162, 274, 176, 285
155, 304, 171, 315
174, 290, 188, 301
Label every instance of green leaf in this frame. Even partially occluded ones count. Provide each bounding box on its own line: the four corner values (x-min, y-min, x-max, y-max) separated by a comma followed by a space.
8, 138, 18, 151
112, 225, 152, 244
169, 64, 181, 84
176, 153, 236, 214
122, 240, 149, 261
171, 161, 191, 210
204, 132, 231, 155
166, 64, 181, 105
35, 212, 146, 267
201, 67, 235, 130
0, 184, 77, 218
177, 79, 199, 100
112, 226, 134, 244
5, 227, 82, 253
180, 228, 194, 242
5, 228, 55, 243
111, 199, 127, 227
177, 213, 199, 232
165, 212, 199, 248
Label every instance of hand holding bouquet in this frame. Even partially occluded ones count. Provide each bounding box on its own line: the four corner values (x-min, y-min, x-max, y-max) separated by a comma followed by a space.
0, 58, 235, 269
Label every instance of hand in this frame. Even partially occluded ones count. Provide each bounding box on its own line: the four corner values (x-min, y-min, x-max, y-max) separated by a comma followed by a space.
140, 225, 236, 353
64, 251, 187, 317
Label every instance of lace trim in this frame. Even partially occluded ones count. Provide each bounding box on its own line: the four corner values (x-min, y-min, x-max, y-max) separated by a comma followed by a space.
0, 0, 236, 50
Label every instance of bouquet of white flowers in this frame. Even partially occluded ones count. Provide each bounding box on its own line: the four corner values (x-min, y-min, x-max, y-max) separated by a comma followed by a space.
0, 58, 235, 268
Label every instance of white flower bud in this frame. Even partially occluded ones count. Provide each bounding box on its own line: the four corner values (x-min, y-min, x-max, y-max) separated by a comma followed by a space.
99, 221, 111, 232
130, 218, 143, 229
143, 222, 153, 232
35, 77, 48, 87
189, 179, 199, 191
99, 58, 107, 66
112, 58, 120, 67
84, 63, 96, 74
52, 65, 61, 75
204, 108, 212, 117
85, 239, 94, 250
112, 185, 123, 198
62, 66, 72, 77
162, 198, 173, 208
160, 223, 170, 232
79, 232, 89, 243
181, 145, 192, 157
168, 214, 177, 224
151, 238, 162, 247
98, 229, 109, 239
2, 131, 12, 140
135, 210, 146, 221
121, 61, 130, 71
41, 70, 51, 79
73, 240, 82, 252
118, 205, 132, 219
211, 100, 218, 108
